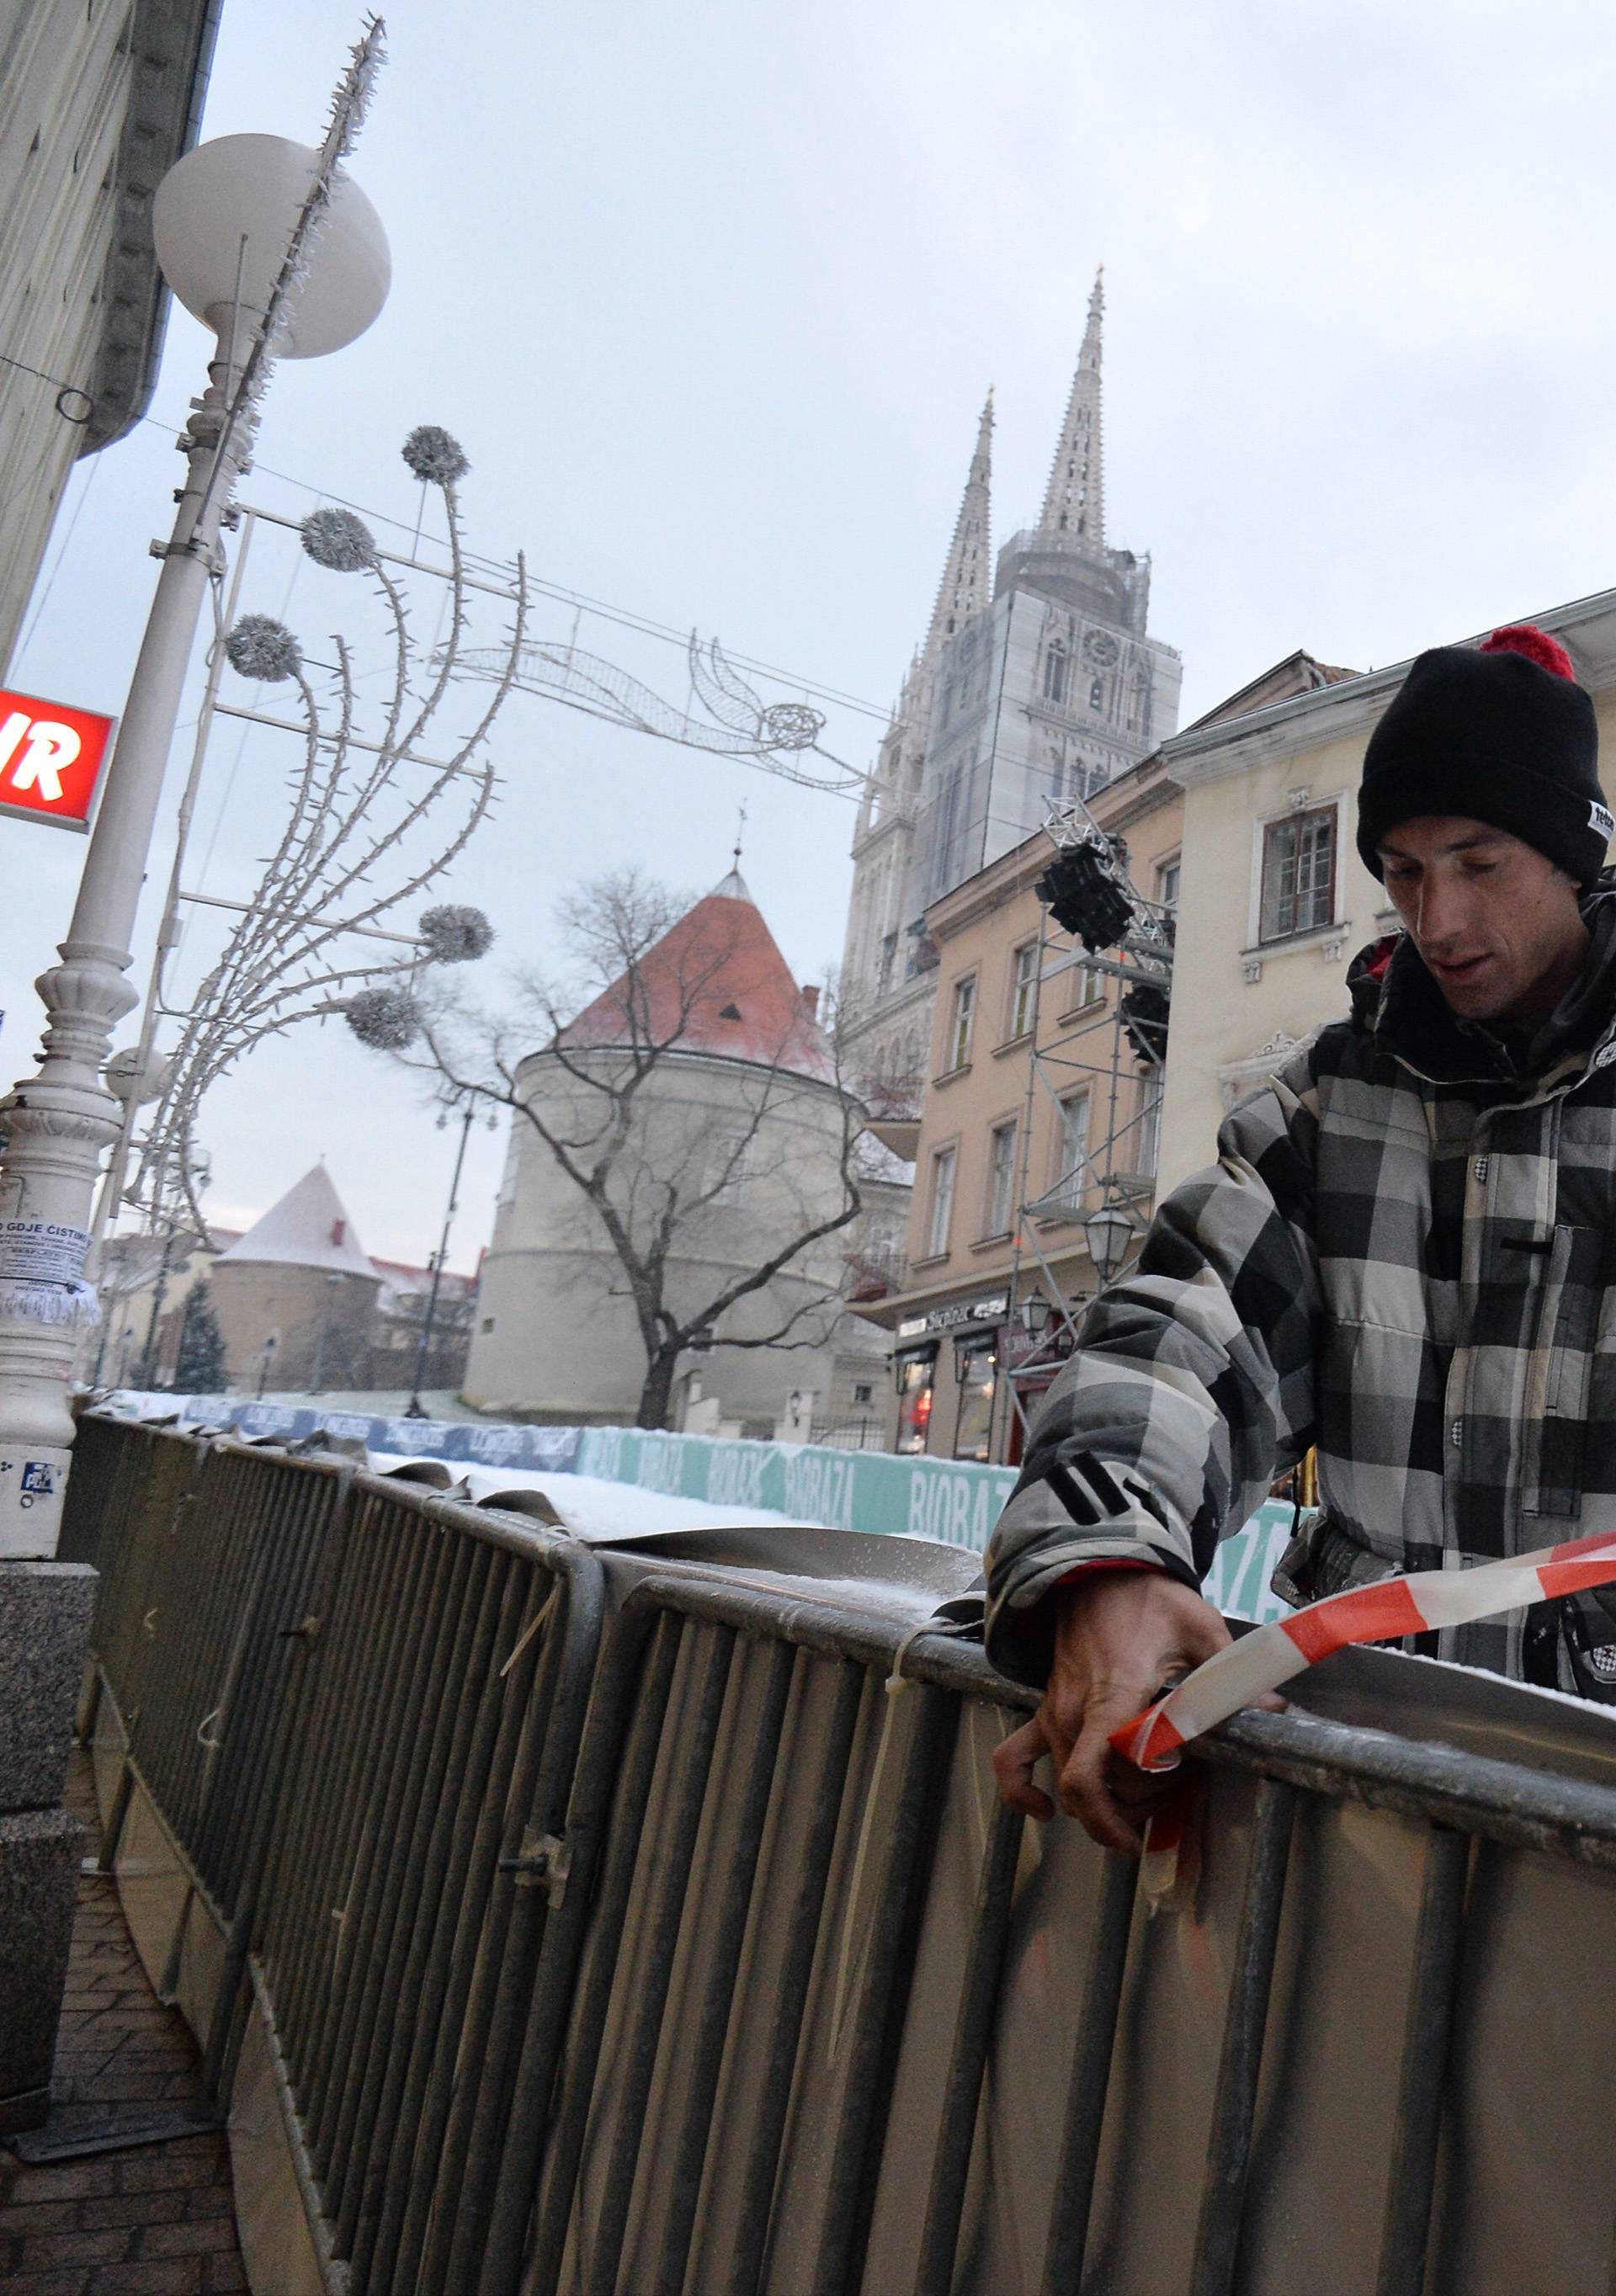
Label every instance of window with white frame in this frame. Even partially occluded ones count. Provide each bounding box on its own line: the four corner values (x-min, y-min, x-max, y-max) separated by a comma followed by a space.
1135, 1066, 1162, 1177
927, 1146, 957, 1257
1052, 1089, 1090, 1209
1156, 856, 1181, 912
986, 1119, 1018, 1236
1070, 957, 1103, 1008
947, 975, 975, 1071
1009, 942, 1039, 1039
1260, 806, 1337, 943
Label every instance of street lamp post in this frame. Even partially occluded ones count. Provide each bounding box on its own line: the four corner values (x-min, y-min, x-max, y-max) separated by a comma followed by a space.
404, 1096, 477, 1419
0, 129, 386, 1559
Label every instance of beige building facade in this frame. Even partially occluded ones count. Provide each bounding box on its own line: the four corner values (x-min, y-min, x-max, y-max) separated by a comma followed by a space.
863, 752, 1183, 1463
1156, 596, 1616, 1193
0, 0, 218, 670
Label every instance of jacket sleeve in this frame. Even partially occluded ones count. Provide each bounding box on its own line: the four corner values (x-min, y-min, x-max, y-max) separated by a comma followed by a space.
984, 1055, 1323, 1687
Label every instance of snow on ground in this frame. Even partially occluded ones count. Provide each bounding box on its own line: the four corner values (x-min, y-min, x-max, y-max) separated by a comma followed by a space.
368, 1452, 826, 1535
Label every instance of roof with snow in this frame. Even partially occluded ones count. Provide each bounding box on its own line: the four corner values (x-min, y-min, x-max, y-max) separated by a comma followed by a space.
215, 1165, 380, 1279
556, 873, 836, 1083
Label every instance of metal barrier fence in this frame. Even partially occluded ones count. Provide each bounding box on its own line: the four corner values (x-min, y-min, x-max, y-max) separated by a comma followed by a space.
58, 1411, 1616, 2294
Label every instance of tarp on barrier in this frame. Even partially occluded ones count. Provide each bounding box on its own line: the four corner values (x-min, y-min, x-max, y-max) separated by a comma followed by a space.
98, 1391, 1297, 1623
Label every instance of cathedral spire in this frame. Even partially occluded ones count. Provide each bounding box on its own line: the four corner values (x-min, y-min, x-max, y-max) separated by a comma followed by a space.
1039, 266, 1105, 550
923, 388, 994, 656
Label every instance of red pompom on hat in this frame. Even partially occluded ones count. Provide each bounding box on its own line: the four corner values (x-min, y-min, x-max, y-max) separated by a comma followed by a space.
1480, 623, 1577, 683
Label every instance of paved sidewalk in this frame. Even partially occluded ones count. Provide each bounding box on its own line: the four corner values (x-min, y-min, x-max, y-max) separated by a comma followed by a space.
0, 1754, 245, 2294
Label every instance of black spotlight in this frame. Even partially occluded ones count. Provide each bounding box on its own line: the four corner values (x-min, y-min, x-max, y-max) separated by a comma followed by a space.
1120, 979, 1170, 1064
1034, 835, 1136, 952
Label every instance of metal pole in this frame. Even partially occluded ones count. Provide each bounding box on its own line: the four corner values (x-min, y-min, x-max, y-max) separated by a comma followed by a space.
87, 512, 258, 1260
406, 1099, 473, 1417
0, 325, 250, 1558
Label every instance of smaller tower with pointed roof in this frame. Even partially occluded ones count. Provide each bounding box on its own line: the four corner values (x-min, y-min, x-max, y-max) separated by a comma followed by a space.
469, 869, 896, 1432
209, 1165, 382, 1390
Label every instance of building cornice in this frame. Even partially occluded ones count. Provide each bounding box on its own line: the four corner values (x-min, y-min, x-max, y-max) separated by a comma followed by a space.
1162, 587, 1616, 789
84, 0, 221, 455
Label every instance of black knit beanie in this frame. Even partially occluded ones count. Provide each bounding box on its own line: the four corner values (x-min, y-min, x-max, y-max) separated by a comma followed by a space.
1357, 624, 1610, 889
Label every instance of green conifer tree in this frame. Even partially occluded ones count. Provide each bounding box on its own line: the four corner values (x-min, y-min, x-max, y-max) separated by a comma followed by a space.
173, 1278, 228, 1393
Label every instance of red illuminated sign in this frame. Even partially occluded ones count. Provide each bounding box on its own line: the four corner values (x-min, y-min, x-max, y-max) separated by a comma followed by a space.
0, 688, 117, 832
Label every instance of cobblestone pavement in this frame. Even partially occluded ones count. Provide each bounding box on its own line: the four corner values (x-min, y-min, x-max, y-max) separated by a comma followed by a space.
0, 1753, 246, 2294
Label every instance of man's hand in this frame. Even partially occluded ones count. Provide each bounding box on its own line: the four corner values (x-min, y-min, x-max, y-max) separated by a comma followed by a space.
991, 1571, 1234, 1854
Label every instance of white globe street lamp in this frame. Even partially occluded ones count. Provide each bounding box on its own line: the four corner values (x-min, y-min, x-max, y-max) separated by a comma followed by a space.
0, 130, 388, 1560
1083, 1199, 1138, 1284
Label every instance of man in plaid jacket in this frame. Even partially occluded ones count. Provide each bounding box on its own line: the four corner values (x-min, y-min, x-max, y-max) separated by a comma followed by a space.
988, 624, 1616, 1850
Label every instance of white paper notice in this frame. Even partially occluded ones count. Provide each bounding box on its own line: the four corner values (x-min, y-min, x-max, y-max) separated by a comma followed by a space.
0, 1220, 92, 1284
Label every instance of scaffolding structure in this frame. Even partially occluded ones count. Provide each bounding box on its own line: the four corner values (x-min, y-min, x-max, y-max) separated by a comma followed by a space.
988, 805, 1174, 1461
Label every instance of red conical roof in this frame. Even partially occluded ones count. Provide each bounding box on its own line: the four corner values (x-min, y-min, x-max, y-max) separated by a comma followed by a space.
558, 874, 835, 1082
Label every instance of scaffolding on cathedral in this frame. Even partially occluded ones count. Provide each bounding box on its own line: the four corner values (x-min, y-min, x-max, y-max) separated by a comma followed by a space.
987, 804, 1174, 1461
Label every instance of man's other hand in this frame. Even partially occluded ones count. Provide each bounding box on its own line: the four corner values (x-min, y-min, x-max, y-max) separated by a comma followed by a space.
991, 1572, 1233, 1854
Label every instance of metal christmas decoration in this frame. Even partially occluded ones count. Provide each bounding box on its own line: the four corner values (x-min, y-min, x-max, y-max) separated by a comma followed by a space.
127, 434, 524, 1234
419, 903, 495, 964
225, 613, 303, 682
344, 985, 424, 1050
401, 424, 470, 486
301, 504, 377, 571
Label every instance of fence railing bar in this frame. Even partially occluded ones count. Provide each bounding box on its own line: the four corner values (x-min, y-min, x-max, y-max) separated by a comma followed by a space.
656, 1636, 797, 2296
583, 1622, 738, 2296
324, 1531, 479, 2220
1374, 1822, 1470, 2296
913, 1796, 1026, 2296
346, 1542, 510, 2289
334, 1536, 497, 2251
362, 1550, 531, 2296
410, 1553, 580, 2296
424, 1543, 607, 2296
1038, 1847, 1139, 2296
725, 1653, 865, 2296
1188, 1775, 1298, 2296
808, 1683, 953, 2296
310, 1512, 449, 2176
200, 1515, 338, 2101
273, 1480, 396, 2067
300, 1497, 432, 2156
513, 1609, 682, 2296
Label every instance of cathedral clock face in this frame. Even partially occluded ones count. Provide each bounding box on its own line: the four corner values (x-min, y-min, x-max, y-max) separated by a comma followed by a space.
1083, 630, 1120, 667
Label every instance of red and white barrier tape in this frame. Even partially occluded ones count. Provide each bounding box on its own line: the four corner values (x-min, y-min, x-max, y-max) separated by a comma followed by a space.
1111, 1525, 1616, 1775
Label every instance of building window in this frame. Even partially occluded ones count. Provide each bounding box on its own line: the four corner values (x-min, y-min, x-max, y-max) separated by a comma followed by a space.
947, 976, 975, 1071
1156, 856, 1181, 912
1071, 959, 1103, 1008
1043, 640, 1069, 704
927, 1147, 957, 1257
1260, 806, 1337, 942
1009, 942, 1039, 1039
1052, 1090, 1090, 1209
1089, 675, 1104, 710
852, 1381, 873, 1406
953, 1340, 998, 1463
896, 1351, 937, 1453
481, 1316, 496, 1333
986, 1119, 1018, 1236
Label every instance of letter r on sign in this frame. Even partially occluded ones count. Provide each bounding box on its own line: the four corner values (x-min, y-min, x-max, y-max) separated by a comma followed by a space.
8, 721, 82, 802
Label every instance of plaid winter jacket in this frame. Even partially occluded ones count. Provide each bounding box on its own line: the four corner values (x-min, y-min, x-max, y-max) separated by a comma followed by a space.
985, 889, 1616, 1703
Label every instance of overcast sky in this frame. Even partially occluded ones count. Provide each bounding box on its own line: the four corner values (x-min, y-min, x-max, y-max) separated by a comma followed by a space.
8, 0, 1616, 1269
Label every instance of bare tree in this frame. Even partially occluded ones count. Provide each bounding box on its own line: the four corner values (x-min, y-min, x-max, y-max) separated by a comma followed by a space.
363, 867, 865, 1428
